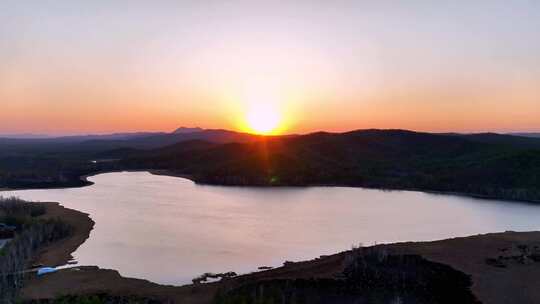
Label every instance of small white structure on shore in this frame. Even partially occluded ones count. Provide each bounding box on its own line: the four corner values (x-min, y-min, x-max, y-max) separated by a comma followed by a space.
37, 267, 57, 276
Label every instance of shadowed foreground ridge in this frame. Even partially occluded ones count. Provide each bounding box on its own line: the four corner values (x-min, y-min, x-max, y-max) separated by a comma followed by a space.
216, 247, 479, 304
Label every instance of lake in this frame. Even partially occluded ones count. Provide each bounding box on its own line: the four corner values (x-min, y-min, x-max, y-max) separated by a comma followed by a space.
3, 171, 540, 285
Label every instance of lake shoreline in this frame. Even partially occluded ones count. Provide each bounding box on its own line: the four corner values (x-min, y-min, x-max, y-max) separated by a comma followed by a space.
15, 179, 540, 303
2, 169, 538, 205
21, 209, 540, 304
148, 169, 540, 204
21, 200, 221, 303
32, 201, 95, 267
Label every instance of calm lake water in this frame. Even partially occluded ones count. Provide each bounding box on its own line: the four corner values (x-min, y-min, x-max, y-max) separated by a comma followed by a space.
3, 171, 540, 285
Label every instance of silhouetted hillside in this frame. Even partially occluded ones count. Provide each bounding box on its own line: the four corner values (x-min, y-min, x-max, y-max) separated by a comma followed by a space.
173, 127, 204, 134
456, 133, 540, 149
0, 129, 257, 157
123, 129, 540, 202
1, 129, 539, 202
0, 129, 259, 189
511, 133, 540, 139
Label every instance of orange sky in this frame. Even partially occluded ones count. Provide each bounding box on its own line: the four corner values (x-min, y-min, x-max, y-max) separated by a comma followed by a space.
1, 1, 539, 135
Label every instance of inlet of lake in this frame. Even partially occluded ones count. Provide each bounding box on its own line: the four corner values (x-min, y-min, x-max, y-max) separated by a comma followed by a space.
3, 171, 540, 285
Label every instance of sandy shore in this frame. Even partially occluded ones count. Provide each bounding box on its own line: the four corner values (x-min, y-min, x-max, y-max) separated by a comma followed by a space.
32, 202, 95, 267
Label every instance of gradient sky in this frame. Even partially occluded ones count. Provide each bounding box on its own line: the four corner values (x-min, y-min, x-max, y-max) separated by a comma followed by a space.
1, 0, 539, 135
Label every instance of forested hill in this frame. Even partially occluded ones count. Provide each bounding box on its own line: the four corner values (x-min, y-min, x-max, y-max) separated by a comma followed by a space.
0, 129, 259, 156
122, 129, 540, 202
1, 129, 539, 203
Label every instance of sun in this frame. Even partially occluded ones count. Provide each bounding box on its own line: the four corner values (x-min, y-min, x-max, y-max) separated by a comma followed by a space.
245, 103, 282, 135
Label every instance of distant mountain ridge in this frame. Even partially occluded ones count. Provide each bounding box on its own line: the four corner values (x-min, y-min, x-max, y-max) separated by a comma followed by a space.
0, 133, 52, 139
0, 128, 259, 156
0, 132, 165, 141
1, 128, 540, 203
511, 133, 540, 138
173, 127, 204, 134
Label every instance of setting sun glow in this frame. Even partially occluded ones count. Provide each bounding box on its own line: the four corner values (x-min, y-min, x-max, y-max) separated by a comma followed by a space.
245, 104, 282, 135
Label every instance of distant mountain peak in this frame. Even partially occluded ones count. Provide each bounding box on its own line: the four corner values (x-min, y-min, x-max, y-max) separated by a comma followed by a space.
0, 133, 51, 139
173, 127, 204, 134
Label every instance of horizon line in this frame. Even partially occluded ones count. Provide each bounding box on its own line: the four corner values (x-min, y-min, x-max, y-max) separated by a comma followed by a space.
2, 127, 540, 139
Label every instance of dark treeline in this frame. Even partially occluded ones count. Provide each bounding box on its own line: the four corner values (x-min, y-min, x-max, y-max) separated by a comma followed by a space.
0, 128, 259, 189
25, 294, 162, 304
123, 130, 540, 203
0, 157, 115, 189
1, 129, 540, 203
0, 197, 73, 303
215, 246, 479, 304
